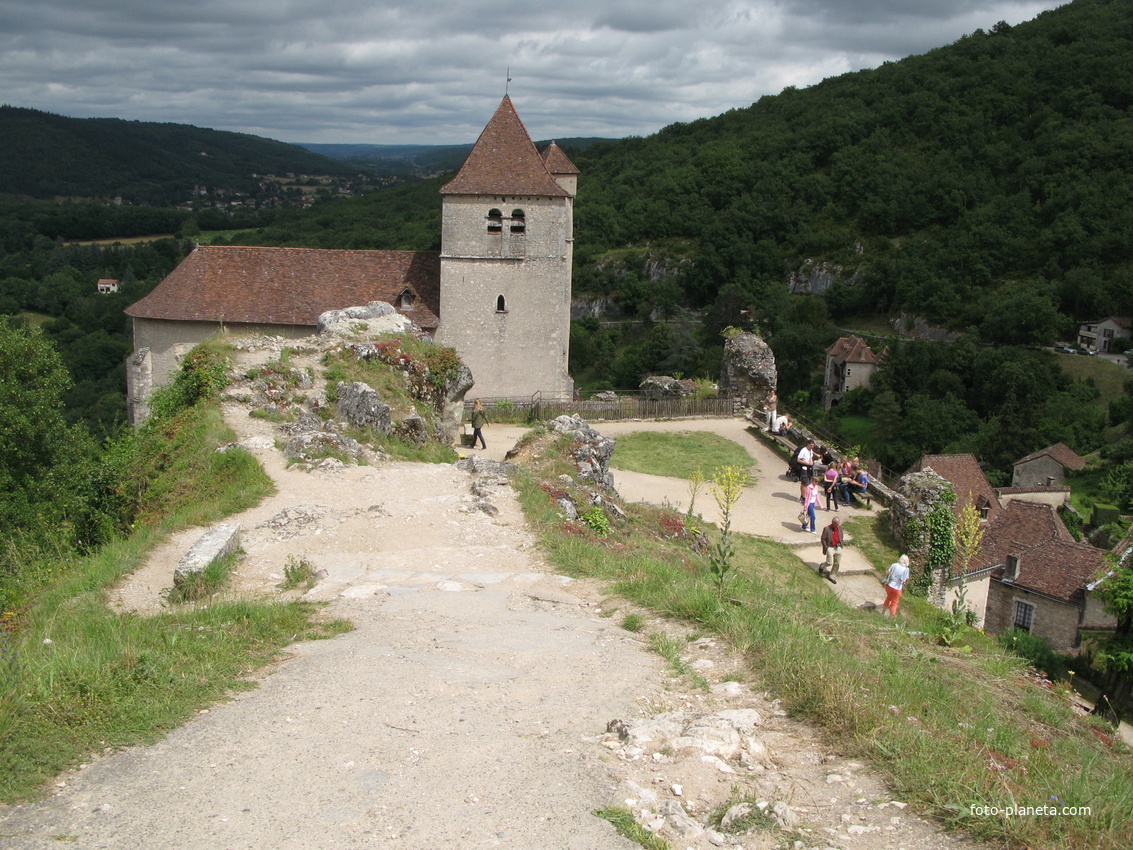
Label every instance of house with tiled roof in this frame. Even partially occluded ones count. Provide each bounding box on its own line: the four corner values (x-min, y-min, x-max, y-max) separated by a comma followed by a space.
125, 96, 577, 423
981, 503, 1115, 651
822, 335, 883, 410
909, 453, 1002, 524
1077, 316, 1131, 353
1011, 442, 1087, 489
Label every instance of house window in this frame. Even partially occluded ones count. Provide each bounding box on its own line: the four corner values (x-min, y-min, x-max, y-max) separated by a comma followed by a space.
1104, 328, 1114, 338
487, 209, 503, 233
510, 209, 526, 234
399, 289, 415, 310
496, 295, 507, 313
1013, 600, 1034, 632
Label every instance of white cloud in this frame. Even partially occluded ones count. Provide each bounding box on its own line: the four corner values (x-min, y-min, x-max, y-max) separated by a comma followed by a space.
0, 0, 1068, 143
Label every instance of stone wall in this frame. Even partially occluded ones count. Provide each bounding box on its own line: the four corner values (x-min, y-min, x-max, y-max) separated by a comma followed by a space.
719, 332, 777, 412
985, 581, 1082, 652
887, 467, 954, 604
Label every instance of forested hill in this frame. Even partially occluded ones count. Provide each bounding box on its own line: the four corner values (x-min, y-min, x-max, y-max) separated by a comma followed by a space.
0, 107, 356, 205
569, 0, 1133, 341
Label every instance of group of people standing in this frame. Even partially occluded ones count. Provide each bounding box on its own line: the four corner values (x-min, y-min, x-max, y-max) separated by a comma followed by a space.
794, 439, 871, 534
768, 411, 911, 613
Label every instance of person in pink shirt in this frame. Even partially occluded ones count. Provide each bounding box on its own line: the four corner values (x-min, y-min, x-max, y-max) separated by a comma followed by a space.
802, 479, 820, 533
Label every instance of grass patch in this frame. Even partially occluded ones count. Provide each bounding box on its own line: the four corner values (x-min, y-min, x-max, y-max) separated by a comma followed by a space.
621, 612, 645, 632
513, 446, 1133, 850
1058, 354, 1130, 411
164, 550, 239, 604
281, 554, 318, 590
595, 805, 673, 849
0, 341, 351, 802
610, 431, 756, 480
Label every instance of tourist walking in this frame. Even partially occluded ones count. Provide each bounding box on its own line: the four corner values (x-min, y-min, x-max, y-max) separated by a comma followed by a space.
819, 517, 843, 583
470, 399, 488, 449
802, 478, 819, 534
823, 464, 841, 511
883, 554, 911, 615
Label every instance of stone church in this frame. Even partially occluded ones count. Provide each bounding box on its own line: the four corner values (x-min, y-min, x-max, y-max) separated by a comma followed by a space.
125, 96, 578, 422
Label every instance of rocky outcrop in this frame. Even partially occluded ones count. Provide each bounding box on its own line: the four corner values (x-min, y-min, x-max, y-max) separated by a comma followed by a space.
718, 332, 777, 411
334, 381, 392, 433
392, 413, 430, 447
639, 375, 696, 399
547, 415, 615, 488
317, 301, 416, 336
787, 259, 860, 296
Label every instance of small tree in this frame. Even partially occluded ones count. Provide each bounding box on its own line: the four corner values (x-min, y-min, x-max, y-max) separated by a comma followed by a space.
708, 466, 749, 595
1091, 554, 1133, 710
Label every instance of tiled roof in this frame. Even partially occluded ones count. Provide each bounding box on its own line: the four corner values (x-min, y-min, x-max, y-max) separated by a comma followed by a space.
911, 453, 1002, 523
1013, 442, 1086, 471
973, 500, 1075, 572
826, 336, 880, 366
992, 538, 1106, 602
125, 245, 440, 329
541, 141, 580, 175
441, 97, 568, 197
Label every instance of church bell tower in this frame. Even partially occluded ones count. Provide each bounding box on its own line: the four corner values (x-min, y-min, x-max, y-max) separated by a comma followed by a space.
435, 97, 578, 401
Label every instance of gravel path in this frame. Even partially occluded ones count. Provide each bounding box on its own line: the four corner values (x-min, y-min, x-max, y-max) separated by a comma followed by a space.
0, 344, 987, 850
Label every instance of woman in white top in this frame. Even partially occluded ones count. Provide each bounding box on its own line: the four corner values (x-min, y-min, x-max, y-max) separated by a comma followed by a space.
883, 554, 911, 615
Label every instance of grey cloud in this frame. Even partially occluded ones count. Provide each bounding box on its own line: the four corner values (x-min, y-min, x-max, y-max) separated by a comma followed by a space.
0, 0, 1066, 143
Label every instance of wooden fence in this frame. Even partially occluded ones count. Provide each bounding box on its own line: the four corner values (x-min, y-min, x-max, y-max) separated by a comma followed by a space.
467, 394, 740, 423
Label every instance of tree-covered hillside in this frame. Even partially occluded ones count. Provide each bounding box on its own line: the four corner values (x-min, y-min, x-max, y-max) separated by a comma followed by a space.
0, 107, 358, 205
573, 0, 1132, 340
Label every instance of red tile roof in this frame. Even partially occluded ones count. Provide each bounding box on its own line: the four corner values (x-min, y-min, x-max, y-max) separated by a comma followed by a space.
125, 245, 440, 329
1014, 442, 1086, 472
541, 141, 579, 175
826, 335, 881, 365
993, 538, 1106, 602
973, 500, 1075, 572
976, 500, 1104, 600
911, 453, 1002, 523
441, 96, 568, 197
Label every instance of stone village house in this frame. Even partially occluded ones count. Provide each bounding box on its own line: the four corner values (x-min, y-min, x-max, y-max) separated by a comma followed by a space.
1077, 316, 1131, 353
905, 453, 1114, 651
821, 335, 883, 411
1011, 442, 1086, 489
125, 96, 578, 423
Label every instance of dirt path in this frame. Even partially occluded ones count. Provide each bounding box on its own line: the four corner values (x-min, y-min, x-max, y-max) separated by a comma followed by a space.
0, 346, 986, 849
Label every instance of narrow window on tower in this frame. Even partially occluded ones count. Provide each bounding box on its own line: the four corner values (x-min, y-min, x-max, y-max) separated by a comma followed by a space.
496, 295, 507, 313
510, 209, 526, 234
487, 208, 503, 233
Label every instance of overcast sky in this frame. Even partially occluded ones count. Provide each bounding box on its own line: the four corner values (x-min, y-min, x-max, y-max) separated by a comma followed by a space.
0, 0, 1066, 146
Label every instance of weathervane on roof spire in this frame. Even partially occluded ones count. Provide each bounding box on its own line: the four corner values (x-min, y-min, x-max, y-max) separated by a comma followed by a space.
506, 67, 512, 96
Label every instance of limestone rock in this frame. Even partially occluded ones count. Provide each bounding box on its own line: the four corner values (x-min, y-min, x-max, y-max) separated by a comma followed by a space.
392, 413, 430, 447
335, 381, 392, 433
317, 301, 414, 336
719, 332, 777, 411
548, 415, 615, 488
638, 375, 695, 399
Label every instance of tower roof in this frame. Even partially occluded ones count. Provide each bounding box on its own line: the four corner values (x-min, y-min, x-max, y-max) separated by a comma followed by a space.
441, 96, 568, 197
541, 141, 579, 175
